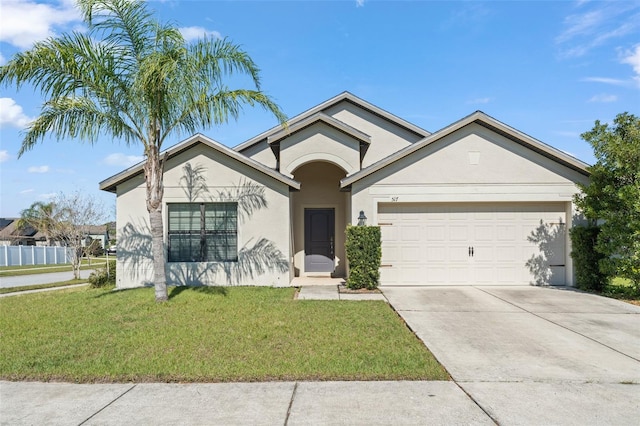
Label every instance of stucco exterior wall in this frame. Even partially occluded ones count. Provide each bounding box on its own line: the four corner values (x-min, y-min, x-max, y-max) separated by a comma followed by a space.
350, 123, 589, 221
115, 143, 291, 289
349, 123, 590, 287
279, 123, 361, 176
324, 100, 424, 168
241, 139, 277, 169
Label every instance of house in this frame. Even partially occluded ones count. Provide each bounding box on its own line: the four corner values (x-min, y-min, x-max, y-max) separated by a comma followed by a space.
0, 218, 109, 249
83, 225, 110, 251
0, 218, 48, 246
100, 92, 589, 289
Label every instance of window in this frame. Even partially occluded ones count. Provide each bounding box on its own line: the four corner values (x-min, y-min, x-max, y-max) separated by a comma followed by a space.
168, 203, 238, 262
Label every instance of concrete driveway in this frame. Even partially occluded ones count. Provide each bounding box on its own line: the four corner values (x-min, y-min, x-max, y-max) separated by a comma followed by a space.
382, 285, 640, 425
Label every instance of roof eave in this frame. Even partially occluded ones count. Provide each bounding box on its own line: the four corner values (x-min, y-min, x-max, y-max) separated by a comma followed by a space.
340, 111, 590, 189
267, 112, 371, 145
234, 91, 430, 153
99, 133, 301, 193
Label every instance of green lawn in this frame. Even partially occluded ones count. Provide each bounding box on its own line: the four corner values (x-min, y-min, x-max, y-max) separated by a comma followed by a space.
0, 286, 448, 383
0, 279, 88, 294
603, 277, 640, 306
0, 259, 106, 277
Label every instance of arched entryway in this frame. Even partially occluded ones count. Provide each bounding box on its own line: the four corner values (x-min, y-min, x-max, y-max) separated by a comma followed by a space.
291, 161, 349, 277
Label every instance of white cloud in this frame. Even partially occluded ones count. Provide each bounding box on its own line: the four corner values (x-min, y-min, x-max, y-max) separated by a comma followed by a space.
27, 165, 50, 173
581, 77, 628, 86
0, 98, 33, 129
0, 150, 9, 163
588, 94, 618, 103
103, 153, 144, 167
621, 44, 640, 85
179, 26, 222, 42
19, 189, 34, 194
0, 0, 82, 49
39, 192, 57, 200
556, 2, 640, 58
356, 0, 365, 7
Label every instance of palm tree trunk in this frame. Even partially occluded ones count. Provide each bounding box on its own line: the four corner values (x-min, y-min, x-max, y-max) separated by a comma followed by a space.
144, 144, 168, 302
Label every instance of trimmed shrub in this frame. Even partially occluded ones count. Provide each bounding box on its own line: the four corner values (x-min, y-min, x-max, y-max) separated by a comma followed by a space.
88, 260, 116, 288
345, 225, 381, 290
570, 225, 608, 292
84, 238, 104, 257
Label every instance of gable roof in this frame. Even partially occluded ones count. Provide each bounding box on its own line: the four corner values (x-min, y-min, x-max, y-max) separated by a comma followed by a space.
0, 219, 46, 241
99, 134, 301, 193
340, 110, 590, 189
234, 91, 430, 153
267, 112, 371, 145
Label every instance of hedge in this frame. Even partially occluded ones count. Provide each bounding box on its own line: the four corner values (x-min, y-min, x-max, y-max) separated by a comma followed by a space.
569, 225, 608, 292
345, 225, 381, 290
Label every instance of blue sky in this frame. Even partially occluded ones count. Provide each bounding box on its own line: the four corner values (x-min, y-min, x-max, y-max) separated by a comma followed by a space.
1, 0, 639, 219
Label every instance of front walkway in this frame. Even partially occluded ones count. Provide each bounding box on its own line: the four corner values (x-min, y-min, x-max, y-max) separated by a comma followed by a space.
296, 284, 386, 301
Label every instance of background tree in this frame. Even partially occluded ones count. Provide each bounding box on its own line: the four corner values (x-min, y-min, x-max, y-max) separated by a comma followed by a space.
0, 0, 286, 301
16, 201, 57, 245
37, 192, 106, 279
574, 112, 640, 290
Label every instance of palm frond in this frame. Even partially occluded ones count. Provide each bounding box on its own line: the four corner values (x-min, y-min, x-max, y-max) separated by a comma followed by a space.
19, 96, 137, 156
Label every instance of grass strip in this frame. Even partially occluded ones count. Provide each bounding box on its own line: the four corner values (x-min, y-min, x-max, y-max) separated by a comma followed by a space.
0, 286, 449, 383
602, 277, 640, 306
0, 279, 88, 294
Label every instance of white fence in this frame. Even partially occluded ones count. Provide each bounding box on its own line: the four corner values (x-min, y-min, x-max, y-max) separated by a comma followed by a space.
0, 245, 69, 267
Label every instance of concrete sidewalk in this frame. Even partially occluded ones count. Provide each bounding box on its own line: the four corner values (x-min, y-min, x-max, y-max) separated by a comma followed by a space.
0, 270, 94, 288
0, 380, 491, 425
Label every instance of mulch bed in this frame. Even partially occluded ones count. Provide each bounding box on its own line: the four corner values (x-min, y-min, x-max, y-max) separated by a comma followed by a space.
338, 285, 381, 294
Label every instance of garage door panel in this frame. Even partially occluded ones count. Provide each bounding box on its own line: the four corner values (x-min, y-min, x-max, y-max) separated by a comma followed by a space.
449, 266, 472, 284
426, 247, 446, 262
449, 244, 471, 262
401, 266, 423, 284
475, 266, 497, 283
382, 246, 399, 263
497, 225, 517, 241
495, 246, 517, 262
496, 267, 518, 283
401, 245, 421, 262
379, 202, 567, 286
426, 225, 446, 241
401, 225, 421, 241
472, 245, 494, 262
449, 225, 469, 241
474, 225, 494, 241
380, 224, 397, 242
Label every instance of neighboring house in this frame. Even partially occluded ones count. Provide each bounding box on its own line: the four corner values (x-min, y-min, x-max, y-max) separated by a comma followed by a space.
100, 92, 590, 289
0, 218, 47, 246
0, 219, 109, 249
83, 225, 109, 250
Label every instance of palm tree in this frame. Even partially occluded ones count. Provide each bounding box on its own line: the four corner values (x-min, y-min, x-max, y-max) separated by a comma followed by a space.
16, 201, 56, 246
0, 0, 286, 302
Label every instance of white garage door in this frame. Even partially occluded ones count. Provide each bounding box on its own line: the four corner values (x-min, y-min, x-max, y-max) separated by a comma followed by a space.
378, 202, 566, 286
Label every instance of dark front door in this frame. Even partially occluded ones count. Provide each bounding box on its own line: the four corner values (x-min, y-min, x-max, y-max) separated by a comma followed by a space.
304, 208, 335, 273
